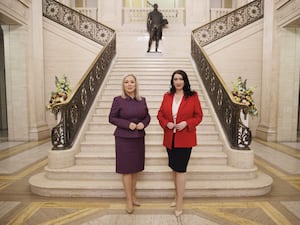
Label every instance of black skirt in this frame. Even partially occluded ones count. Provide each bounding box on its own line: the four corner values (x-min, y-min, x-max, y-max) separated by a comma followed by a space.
167, 134, 192, 173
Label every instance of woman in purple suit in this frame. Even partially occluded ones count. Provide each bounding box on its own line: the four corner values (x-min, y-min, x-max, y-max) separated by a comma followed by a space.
109, 74, 151, 214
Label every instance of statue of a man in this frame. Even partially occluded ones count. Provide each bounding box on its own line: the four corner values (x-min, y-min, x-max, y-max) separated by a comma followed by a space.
147, 4, 165, 52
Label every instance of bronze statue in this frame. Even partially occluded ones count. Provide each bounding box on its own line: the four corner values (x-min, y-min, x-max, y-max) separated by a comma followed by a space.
147, 4, 167, 52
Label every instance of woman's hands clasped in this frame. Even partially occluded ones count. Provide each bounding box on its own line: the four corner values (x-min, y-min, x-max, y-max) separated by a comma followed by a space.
166, 121, 187, 131
129, 122, 145, 130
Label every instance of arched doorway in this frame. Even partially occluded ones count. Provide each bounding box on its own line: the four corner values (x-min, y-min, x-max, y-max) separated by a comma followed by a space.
0, 26, 8, 141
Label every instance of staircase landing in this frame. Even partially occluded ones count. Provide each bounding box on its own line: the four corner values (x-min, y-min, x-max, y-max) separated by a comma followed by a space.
116, 23, 191, 57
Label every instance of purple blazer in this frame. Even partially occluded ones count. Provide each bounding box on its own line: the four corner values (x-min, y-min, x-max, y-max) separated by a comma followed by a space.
109, 96, 151, 138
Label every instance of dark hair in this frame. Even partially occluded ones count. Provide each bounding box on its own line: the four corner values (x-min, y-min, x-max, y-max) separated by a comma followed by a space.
169, 70, 196, 98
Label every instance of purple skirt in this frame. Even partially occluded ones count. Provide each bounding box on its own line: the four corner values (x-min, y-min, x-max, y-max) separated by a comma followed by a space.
115, 136, 145, 174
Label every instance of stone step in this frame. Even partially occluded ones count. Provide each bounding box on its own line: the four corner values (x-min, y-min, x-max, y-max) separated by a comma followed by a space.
80, 141, 224, 152
87, 121, 217, 133
93, 107, 211, 117
104, 84, 201, 90
117, 24, 190, 34
106, 79, 200, 85
30, 171, 272, 197
112, 58, 193, 64
111, 62, 193, 68
75, 151, 228, 166
108, 72, 199, 79
95, 96, 205, 104
107, 76, 197, 83
95, 97, 208, 107
101, 89, 204, 97
44, 164, 258, 181
90, 105, 211, 119
83, 131, 220, 142
90, 112, 214, 123
95, 98, 203, 108
115, 57, 192, 62
110, 67, 195, 73
98, 94, 206, 102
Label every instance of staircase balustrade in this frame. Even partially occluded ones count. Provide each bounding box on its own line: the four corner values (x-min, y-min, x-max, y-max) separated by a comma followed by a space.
191, 38, 251, 150
123, 8, 185, 24
43, 0, 116, 150
191, 0, 264, 150
43, 0, 114, 46
193, 0, 263, 46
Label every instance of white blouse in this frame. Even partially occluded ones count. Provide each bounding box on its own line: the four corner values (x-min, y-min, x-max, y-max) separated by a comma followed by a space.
172, 95, 182, 133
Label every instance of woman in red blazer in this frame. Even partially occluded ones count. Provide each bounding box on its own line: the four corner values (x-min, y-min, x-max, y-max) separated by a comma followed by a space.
157, 70, 203, 216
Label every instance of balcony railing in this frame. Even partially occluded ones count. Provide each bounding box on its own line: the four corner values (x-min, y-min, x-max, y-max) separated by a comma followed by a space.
122, 8, 185, 24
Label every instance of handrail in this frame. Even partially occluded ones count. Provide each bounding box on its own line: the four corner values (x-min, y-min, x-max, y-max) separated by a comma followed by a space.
191, 37, 251, 150
191, 0, 264, 149
193, 0, 263, 46
43, 0, 116, 150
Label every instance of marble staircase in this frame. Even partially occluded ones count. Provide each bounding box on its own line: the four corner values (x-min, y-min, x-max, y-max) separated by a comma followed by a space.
29, 56, 272, 197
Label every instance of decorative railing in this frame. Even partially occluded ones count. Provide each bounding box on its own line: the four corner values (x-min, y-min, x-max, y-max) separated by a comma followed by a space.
123, 8, 185, 24
191, 0, 264, 150
191, 39, 251, 150
43, 0, 114, 46
193, 0, 263, 46
43, 0, 116, 150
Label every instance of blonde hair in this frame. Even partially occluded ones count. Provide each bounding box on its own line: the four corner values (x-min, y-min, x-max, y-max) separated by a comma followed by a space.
121, 74, 142, 101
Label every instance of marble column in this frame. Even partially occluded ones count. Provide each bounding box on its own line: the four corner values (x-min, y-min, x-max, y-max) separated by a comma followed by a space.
185, 0, 210, 29
27, 1, 50, 140
3, 25, 30, 141
97, 0, 122, 29
255, 0, 279, 141
276, 27, 300, 141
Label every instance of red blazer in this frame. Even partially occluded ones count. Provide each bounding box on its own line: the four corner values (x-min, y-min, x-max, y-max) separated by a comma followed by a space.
157, 92, 203, 149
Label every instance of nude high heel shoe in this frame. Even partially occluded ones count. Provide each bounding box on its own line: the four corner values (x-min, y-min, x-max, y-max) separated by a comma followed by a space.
170, 200, 176, 207
133, 201, 141, 206
126, 207, 134, 214
174, 210, 183, 217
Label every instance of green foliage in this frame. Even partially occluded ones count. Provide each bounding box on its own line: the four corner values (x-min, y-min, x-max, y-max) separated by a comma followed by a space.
47, 76, 72, 111
232, 76, 258, 117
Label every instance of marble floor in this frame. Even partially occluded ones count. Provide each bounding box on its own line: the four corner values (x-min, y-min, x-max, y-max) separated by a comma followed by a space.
0, 138, 299, 225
